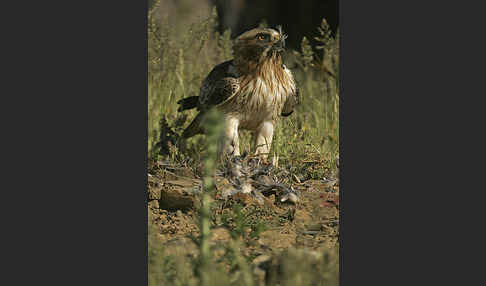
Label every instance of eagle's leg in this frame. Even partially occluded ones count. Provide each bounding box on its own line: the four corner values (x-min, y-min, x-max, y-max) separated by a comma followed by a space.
254, 121, 274, 160
224, 116, 240, 156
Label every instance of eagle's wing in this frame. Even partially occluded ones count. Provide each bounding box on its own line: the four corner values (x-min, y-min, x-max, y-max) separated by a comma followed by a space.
180, 60, 239, 138
198, 60, 240, 110
281, 86, 300, 117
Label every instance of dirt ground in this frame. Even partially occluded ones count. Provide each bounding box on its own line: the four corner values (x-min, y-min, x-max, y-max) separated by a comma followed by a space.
148, 159, 339, 263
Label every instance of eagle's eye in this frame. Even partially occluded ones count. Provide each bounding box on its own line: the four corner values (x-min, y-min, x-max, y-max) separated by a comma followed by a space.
256, 33, 269, 41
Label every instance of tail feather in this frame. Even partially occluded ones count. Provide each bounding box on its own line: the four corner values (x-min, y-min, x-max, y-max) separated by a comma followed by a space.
181, 112, 205, 138
177, 96, 199, 112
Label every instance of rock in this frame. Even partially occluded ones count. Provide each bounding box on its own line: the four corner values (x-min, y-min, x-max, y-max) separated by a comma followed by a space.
159, 186, 200, 211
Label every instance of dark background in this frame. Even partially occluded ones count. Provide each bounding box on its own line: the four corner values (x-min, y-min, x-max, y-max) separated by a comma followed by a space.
149, 0, 338, 50
213, 0, 338, 49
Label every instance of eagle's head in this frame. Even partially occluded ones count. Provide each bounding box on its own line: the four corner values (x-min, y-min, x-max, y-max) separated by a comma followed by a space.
233, 26, 288, 67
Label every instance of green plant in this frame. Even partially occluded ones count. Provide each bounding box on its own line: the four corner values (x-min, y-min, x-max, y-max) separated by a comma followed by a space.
197, 108, 225, 286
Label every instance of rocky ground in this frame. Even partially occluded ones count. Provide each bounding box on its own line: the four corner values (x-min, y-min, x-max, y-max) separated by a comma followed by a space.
148, 155, 339, 266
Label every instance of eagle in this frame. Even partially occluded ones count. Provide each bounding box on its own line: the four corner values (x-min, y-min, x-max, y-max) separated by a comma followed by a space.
177, 26, 300, 159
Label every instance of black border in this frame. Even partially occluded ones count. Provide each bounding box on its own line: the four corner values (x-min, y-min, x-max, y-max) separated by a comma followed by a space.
7, 0, 481, 284
339, 0, 484, 284
7, 0, 148, 284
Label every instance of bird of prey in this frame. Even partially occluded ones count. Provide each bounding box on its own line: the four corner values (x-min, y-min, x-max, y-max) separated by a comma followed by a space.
177, 26, 300, 159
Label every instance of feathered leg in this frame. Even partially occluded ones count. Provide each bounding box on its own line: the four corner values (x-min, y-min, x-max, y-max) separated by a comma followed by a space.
224, 116, 240, 156
254, 121, 274, 159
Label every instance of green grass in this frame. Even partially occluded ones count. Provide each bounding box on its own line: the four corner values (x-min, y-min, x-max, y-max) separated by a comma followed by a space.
148, 2, 339, 285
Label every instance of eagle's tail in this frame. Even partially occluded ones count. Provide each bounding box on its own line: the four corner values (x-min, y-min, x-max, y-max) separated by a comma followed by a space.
177, 96, 199, 112
181, 112, 205, 138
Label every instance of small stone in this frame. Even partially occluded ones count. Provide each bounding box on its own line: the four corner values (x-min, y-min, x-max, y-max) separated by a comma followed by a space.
241, 182, 252, 194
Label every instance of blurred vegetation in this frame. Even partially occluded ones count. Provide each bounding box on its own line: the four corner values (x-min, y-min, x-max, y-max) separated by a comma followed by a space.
148, 1, 339, 285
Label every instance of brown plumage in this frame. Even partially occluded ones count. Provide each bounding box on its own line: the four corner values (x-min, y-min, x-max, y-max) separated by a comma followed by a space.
177, 26, 300, 158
